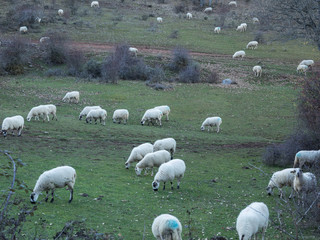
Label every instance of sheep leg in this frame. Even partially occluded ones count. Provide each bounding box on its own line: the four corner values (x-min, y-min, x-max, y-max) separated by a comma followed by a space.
18, 127, 22, 136
261, 227, 266, 240
46, 114, 50, 122
163, 182, 166, 190
45, 191, 49, 202
50, 189, 55, 203
68, 189, 73, 203
171, 181, 174, 190
166, 114, 169, 121
159, 119, 162, 127
289, 188, 294, 199
216, 125, 220, 133
150, 168, 154, 177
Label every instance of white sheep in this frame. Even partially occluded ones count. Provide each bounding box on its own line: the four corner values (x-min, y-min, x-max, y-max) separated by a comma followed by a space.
240, 23, 247, 31
293, 150, 320, 168
204, 7, 213, 13
233, 50, 245, 60
299, 60, 314, 68
296, 64, 308, 75
79, 106, 102, 120
228, 1, 237, 7
135, 150, 171, 176
252, 17, 259, 23
266, 168, 298, 199
153, 138, 176, 159
236, 25, 245, 32
186, 12, 192, 19
86, 109, 107, 125
153, 105, 170, 121
62, 91, 80, 103
1, 115, 24, 137
27, 105, 50, 122
35, 17, 41, 23
40, 37, 50, 43
141, 109, 163, 126
246, 41, 258, 49
58, 9, 64, 16
91, 1, 99, 8
129, 47, 138, 57
201, 116, 222, 133
157, 17, 163, 23
236, 202, 269, 240
19, 26, 28, 34
214, 27, 221, 34
30, 166, 76, 204
152, 214, 182, 240
125, 143, 154, 169
152, 159, 186, 191
40, 104, 57, 121
253, 65, 262, 77
112, 109, 129, 124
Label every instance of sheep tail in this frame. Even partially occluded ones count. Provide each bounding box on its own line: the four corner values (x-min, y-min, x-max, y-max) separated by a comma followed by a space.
293, 153, 299, 168
166, 219, 179, 230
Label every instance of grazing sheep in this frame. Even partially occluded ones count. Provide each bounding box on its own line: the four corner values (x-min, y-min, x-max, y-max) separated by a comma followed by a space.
232, 50, 245, 60
40, 37, 50, 43
153, 105, 170, 121
204, 7, 213, 13
246, 41, 258, 49
1, 115, 24, 137
186, 12, 192, 19
41, 104, 57, 121
19, 26, 28, 34
266, 168, 298, 199
129, 47, 138, 57
79, 106, 102, 120
135, 150, 171, 176
141, 109, 163, 126
152, 214, 182, 240
58, 9, 64, 16
35, 17, 41, 23
27, 105, 50, 122
153, 138, 176, 159
157, 17, 163, 23
293, 150, 320, 168
296, 64, 308, 75
62, 91, 80, 103
240, 23, 247, 31
236, 202, 269, 240
228, 1, 237, 7
152, 159, 186, 191
214, 27, 221, 34
30, 166, 76, 204
125, 143, 154, 169
253, 65, 262, 77
201, 117, 222, 133
112, 109, 129, 124
91, 1, 99, 7
236, 25, 245, 32
252, 17, 259, 23
86, 109, 107, 125
299, 60, 314, 68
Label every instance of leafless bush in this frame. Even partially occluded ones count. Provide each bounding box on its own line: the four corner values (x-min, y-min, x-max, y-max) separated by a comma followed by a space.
168, 46, 191, 72
66, 50, 86, 77
178, 63, 200, 83
206, 70, 220, 84
41, 31, 68, 65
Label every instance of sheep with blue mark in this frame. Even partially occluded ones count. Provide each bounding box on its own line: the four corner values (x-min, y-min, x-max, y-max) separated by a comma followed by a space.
201, 116, 222, 133
152, 214, 182, 240
293, 150, 320, 168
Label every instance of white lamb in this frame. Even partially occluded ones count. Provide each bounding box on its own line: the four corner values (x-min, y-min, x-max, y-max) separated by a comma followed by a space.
236, 202, 269, 240
30, 166, 76, 204
58, 9, 64, 16
129, 47, 138, 57
266, 168, 298, 199
299, 60, 314, 68
19, 26, 28, 34
236, 25, 245, 32
152, 159, 186, 191
62, 91, 80, 103
112, 109, 129, 124
79, 106, 102, 120
153, 138, 176, 159
240, 23, 247, 31
157, 17, 163, 23
204, 7, 213, 13
152, 214, 182, 240
228, 1, 237, 7
40, 104, 57, 121
296, 64, 308, 75
201, 116, 222, 133
1, 115, 24, 137
91, 1, 99, 8
27, 105, 50, 122
40, 37, 50, 43
293, 150, 320, 168
135, 150, 171, 176
153, 105, 170, 121
233, 50, 245, 60
246, 41, 258, 49
125, 143, 154, 169
86, 109, 107, 125
252, 17, 259, 23
186, 12, 192, 19
214, 27, 221, 34
141, 109, 163, 126
253, 65, 262, 77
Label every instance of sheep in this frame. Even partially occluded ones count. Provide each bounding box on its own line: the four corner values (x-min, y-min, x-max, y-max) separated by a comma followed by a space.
204, 7, 213, 13
35, 17, 41, 23
58, 9, 64, 16
91, 1, 99, 8
299, 60, 314, 68
125, 143, 153, 169
79, 106, 101, 120
152, 214, 182, 240
186, 12, 192, 19
240, 23, 247, 31
135, 150, 171, 176
153, 138, 176, 159
129, 47, 138, 57
214, 27, 221, 34
30, 166, 76, 204
1, 115, 24, 137
152, 159, 186, 191
153, 105, 170, 121
19, 26, 28, 34
296, 64, 308, 75
246, 41, 258, 50
201, 116, 222, 133
157, 17, 163, 23
252, 17, 259, 23
27, 105, 50, 122
112, 109, 129, 124
236, 202, 269, 240
40, 104, 57, 121
236, 25, 245, 32
293, 150, 320, 168
62, 91, 80, 103
228, 1, 237, 7
266, 168, 299, 199
233, 50, 245, 60
141, 108, 163, 126
253, 65, 262, 77
40, 37, 50, 43
86, 109, 107, 126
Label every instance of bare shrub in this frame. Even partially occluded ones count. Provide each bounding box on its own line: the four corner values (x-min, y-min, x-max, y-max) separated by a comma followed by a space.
41, 31, 68, 65
174, 4, 186, 14
101, 54, 119, 84
206, 70, 220, 84
147, 65, 166, 83
45, 68, 65, 77
169, 46, 191, 72
254, 31, 265, 44
178, 63, 200, 83
169, 30, 179, 39
66, 50, 86, 77
84, 59, 102, 78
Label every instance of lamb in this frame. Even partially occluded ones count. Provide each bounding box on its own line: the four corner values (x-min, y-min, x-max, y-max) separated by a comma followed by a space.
27, 105, 50, 122
228, 1, 237, 7
40, 104, 57, 121
236, 25, 245, 32
112, 109, 129, 124
19, 26, 28, 34
299, 60, 314, 68
266, 168, 298, 199
152, 159, 186, 191
152, 214, 182, 240
153, 138, 176, 159
40, 37, 50, 43
236, 202, 269, 240
129, 47, 138, 57
240, 23, 247, 31
296, 64, 308, 75
293, 150, 320, 168
86, 109, 107, 125
246, 41, 258, 49
201, 116, 222, 133
135, 150, 171, 176
1, 115, 24, 137
79, 106, 101, 120
214, 27, 221, 34
125, 143, 154, 169
204, 7, 213, 13
253, 65, 262, 77
141, 109, 163, 126
62, 91, 80, 103
157, 17, 163, 23
252, 17, 259, 23
91, 1, 99, 8
153, 105, 170, 121
30, 166, 76, 204
186, 12, 192, 19
233, 50, 245, 60
58, 9, 64, 16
